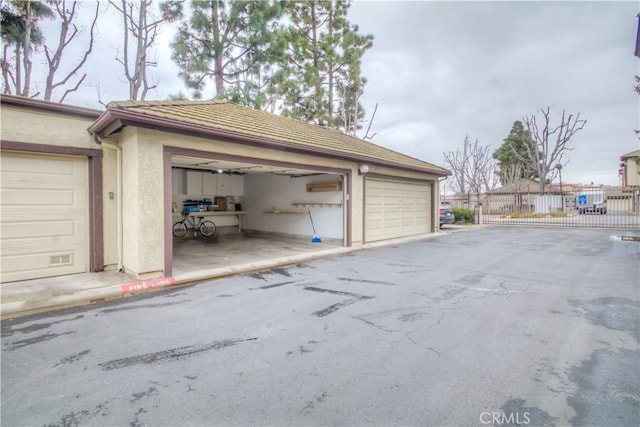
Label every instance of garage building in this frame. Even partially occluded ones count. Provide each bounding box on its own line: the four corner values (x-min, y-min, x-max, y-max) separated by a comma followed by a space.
1, 96, 449, 283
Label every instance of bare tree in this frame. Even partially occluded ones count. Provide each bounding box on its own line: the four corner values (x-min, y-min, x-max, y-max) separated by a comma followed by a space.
443, 136, 470, 194
108, 0, 183, 100
444, 136, 498, 198
361, 102, 378, 140
502, 163, 524, 187
43, 1, 99, 102
511, 106, 586, 194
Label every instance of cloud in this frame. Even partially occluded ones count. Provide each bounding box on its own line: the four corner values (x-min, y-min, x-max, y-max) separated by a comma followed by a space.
22, 0, 640, 186
349, 0, 639, 185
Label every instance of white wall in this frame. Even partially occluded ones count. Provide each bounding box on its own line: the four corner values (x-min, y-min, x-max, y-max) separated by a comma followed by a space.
171, 169, 243, 227
533, 195, 563, 213
242, 173, 344, 240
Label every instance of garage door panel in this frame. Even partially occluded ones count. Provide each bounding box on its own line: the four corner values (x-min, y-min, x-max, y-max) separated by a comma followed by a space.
2, 153, 77, 175
365, 178, 431, 242
2, 219, 78, 239
2, 188, 77, 206
1, 248, 84, 283
1, 151, 88, 282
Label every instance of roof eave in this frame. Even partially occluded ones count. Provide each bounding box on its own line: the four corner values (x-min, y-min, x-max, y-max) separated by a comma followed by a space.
90, 108, 451, 177
1, 94, 102, 119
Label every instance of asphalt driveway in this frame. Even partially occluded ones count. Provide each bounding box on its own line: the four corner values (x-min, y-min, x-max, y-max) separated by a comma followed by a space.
1, 227, 639, 426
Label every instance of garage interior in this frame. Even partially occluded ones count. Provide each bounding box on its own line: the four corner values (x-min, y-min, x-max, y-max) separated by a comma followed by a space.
170, 155, 346, 276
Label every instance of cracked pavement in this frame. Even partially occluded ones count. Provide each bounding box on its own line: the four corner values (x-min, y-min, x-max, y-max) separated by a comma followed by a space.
1, 226, 639, 426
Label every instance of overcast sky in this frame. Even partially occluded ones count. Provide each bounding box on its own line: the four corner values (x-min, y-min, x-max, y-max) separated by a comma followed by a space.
33, 0, 640, 186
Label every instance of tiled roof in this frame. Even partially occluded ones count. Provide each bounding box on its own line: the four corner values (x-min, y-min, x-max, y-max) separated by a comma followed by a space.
105, 99, 449, 175
488, 179, 540, 194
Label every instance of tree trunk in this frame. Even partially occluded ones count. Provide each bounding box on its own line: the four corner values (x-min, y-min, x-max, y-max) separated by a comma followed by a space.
211, 1, 224, 98
311, 2, 323, 125
15, 46, 22, 96
2, 45, 12, 94
327, 2, 334, 126
21, 2, 33, 97
44, 2, 71, 101
132, 0, 147, 100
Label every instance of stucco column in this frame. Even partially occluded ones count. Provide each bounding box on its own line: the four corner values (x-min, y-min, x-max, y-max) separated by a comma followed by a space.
120, 127, 165, 279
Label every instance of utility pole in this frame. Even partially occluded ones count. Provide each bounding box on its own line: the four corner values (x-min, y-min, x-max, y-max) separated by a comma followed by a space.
557, 164, 564, 211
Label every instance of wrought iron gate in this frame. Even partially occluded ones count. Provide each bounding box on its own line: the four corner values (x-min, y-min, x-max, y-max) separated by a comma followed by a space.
446, 187, 640, 229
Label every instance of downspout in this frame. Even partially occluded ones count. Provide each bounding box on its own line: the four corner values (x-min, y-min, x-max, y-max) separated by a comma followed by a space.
342, 173, 348, 247
93, 133, 123, 272
438, 176, 448, 231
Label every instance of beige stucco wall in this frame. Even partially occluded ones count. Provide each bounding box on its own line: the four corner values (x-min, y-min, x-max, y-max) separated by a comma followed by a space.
120, 127, 165, 278
1, 106, 98, 148
0, 104, 120, 275
625, 158, 640, 187
101, 141, 119, 269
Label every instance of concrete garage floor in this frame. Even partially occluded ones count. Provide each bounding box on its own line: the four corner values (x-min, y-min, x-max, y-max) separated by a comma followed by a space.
172, 229, 344, 277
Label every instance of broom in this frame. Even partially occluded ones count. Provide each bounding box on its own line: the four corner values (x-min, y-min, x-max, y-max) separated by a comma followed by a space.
308, 208, 322, 243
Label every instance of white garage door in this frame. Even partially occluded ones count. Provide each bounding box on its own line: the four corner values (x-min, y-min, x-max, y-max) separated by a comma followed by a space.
1, 151, 88, 282
364, 178, 431, 242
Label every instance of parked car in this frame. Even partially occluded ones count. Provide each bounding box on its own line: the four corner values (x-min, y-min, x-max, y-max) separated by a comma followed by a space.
440, 203, 455, 226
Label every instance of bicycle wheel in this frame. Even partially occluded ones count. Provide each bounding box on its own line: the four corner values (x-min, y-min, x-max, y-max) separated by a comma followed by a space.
199, 220, 216, 237
172, 221, 188, 238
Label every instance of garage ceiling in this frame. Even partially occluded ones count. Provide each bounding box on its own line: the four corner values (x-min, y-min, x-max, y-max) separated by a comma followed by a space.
171, 155, 326, 176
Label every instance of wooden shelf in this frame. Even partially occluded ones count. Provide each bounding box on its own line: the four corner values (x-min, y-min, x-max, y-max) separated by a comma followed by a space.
291, 202, 342, 208
306, 181, 342, 192
262, 210, 306, 214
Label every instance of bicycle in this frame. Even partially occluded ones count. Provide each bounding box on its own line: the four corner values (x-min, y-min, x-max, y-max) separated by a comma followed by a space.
172, 213, 217, 238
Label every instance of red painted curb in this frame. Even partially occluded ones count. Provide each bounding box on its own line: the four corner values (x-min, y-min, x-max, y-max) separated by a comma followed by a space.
121, 277, 177, 294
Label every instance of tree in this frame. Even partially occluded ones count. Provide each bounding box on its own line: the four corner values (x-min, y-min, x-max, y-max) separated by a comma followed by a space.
270, 0, 373, 132
171, 0, 284, 107
513, 107, 587, 194
43, 1, 99, 102
109, 0, 184, 100
493, 121, 537, 185
0, 0, 53, 97
444, 136, 498, 198
166, 90, 188, 100
0, 3, 24, 93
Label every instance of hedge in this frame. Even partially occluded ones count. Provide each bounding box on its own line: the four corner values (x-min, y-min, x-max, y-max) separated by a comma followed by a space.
452, 207, 475, 223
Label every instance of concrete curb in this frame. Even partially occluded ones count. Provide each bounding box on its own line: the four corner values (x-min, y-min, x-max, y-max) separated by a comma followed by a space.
1, 227, 482, 319
1, 247, 353, 319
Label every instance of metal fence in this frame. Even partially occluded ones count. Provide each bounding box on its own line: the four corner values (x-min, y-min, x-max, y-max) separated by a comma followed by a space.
443, 187, 640, 229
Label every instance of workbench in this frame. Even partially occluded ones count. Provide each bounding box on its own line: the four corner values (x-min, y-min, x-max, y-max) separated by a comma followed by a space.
186, 211, 247, 232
